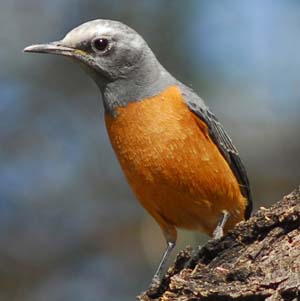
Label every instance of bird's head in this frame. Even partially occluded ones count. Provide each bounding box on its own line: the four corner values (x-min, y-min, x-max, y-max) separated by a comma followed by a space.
24, 19, 175, 113
24, 19, 150, 85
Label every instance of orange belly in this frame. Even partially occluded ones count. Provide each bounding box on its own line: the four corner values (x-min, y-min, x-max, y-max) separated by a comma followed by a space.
105, 85, 246, 238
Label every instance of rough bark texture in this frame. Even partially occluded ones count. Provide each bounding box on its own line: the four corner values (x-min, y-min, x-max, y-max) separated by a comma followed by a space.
138, 186, 300, 301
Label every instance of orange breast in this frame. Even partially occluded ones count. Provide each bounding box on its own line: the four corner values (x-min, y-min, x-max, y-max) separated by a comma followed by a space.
105, 85, 246, 237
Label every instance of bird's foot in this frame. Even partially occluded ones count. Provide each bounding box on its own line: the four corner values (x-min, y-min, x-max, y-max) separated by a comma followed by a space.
146, 275, 162, 297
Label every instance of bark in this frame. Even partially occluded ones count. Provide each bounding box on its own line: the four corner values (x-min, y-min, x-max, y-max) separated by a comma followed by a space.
138, 186, 300, 301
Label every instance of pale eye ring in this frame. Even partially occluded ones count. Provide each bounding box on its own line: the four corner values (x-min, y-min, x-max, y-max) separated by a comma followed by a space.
92, 38, 109, 52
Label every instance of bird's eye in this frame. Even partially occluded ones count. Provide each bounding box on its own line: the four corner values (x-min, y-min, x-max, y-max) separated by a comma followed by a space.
92, 38, 109, 52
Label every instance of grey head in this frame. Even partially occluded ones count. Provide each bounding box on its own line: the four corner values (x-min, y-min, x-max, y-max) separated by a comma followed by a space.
24, 19, 176, 115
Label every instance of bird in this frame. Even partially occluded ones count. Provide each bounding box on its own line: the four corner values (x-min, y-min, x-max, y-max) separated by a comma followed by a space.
24, 19, 252, 291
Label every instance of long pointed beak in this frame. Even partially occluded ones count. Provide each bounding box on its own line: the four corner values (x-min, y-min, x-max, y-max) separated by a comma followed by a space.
23, 41, 75, 56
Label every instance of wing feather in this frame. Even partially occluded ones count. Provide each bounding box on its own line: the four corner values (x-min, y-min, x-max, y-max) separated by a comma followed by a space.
180, 84, 252, 219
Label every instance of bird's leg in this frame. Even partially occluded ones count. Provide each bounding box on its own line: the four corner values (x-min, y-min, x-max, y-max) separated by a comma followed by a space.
149, 240, 175, 289
212, 210, 230, 239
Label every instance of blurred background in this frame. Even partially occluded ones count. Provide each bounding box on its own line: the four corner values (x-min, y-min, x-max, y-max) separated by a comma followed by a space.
1, 0, 300, 300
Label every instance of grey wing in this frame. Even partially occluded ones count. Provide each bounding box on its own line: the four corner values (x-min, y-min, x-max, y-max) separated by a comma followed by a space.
180, 84, 252, 219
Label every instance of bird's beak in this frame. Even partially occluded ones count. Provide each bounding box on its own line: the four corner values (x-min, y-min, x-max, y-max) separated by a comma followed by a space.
23, 41, 75, 57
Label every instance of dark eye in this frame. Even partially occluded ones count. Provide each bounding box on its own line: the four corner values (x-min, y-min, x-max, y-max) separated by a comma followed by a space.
92, 38, 109, 52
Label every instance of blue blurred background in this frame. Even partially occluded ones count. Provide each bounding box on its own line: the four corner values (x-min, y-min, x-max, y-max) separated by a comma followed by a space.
1, 1, 299, 300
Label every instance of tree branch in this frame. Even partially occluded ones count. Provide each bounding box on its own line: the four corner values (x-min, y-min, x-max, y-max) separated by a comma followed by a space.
139, 186, 300, 301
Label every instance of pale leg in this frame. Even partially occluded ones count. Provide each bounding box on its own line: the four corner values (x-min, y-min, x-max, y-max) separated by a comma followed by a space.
212, 210, 230, 239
